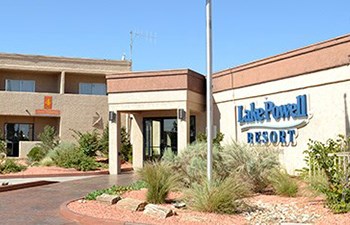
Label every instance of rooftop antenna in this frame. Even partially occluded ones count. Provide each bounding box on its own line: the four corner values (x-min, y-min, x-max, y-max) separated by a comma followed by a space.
129, 30, 156, 70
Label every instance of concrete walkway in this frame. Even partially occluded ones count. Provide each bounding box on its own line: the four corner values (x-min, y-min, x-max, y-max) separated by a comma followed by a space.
0, 172, 136, 225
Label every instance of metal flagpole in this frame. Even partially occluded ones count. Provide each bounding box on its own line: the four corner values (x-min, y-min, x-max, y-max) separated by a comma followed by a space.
206, 0, 213, 183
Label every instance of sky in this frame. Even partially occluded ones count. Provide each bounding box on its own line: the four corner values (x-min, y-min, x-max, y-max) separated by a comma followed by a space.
0, 1, 349, 74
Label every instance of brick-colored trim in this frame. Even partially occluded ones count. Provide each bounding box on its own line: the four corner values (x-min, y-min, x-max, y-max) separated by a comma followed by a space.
213, 34, 350, 93
107, 69, 205, 95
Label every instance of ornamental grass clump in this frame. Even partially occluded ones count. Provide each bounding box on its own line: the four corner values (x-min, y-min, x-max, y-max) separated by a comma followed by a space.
221, 142, 280, 192
138, 162, 179, 204
162, 142, 226, 186
186, 176, 251, 214
268, 169, 298, 197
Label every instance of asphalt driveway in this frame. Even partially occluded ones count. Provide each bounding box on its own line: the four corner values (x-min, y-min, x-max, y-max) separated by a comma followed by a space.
0, 172, 135, 225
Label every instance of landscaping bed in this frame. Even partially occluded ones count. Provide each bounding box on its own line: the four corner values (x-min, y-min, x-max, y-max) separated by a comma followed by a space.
66, 189, 350, 225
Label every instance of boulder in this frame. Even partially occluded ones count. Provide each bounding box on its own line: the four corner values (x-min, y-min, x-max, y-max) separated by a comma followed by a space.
116, 198, 147, 211
143, 204, 173, 219
96, 194, 121, 205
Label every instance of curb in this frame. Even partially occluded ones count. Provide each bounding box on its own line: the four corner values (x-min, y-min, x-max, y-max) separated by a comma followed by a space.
0, 170, 109, 179
0, 180, 58, 192
60, 198, 125, 225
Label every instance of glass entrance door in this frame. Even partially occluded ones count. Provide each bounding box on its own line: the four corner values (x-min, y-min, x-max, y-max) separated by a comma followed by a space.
5, 123, 34, 157
143, 118, 177, 161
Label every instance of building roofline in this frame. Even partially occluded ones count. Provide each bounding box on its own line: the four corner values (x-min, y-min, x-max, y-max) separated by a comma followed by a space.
0, 52, 131, 66
106, 68, 204, 79
213, 33, 350, 78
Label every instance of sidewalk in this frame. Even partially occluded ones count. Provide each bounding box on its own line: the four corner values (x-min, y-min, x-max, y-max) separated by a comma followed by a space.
0, 172, 136, 225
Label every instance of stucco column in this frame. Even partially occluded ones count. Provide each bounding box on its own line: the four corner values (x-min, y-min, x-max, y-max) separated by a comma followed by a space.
177, 107, 190, 154
109, 111, 121, 175
60, 71, 65, 94
131, 113, 144, 169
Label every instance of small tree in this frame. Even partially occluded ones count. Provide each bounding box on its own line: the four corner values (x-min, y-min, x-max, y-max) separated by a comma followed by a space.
99, 125, 109, 156
73, 129, 101, 157
121, 127, 132, 162
304, 135, 350, 213
0, 129, 7, 156
38, 125, 59, 154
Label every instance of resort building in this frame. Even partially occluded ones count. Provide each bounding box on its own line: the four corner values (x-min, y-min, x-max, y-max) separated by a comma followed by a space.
0, 53, 130, 157
107, 34, 350, 175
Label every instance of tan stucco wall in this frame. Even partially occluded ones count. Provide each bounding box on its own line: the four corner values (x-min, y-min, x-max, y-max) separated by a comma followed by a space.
0, 115, 59, 140
0, 70, 60, 93
0, 92, 108, 142
0, 53, 131, 74
214, 64, 350, 174
19, 141, 41, 158
65, 73, 106, 94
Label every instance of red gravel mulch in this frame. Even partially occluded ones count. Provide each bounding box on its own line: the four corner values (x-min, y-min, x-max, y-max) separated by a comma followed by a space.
67, 189, 350, 225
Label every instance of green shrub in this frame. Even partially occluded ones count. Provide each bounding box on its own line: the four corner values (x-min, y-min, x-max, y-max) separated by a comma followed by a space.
85, 180, 147, 200
0, 129, 7, 156
73, 130, 101, 157
27, 146, 46, 162
39, 156, 55, 167
52, 144, 97, 171
268, 169, 298, 197
196, 131, 224, 148
38, 125, 59, 154
221, 143, 280, 192
186, 176, 251, 214
304, 135, 350, 213
121, 127, 132, 162
0, 159, 27, 174
305, 172, 329, 195
138, 162, 179, 204
99, 125, 109, 156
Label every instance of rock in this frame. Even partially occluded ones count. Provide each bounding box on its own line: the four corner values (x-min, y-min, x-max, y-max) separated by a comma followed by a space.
96, 194, 121, 205
143, 204, 173, 219
78, 199, 86, 203
116, 198, 147, 211
172, 201, 186, 209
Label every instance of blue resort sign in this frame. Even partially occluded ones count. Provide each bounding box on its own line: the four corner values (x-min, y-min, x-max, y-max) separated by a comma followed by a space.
237, 95, 311, 145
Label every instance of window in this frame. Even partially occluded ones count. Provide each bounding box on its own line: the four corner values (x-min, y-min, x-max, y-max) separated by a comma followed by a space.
5, 79, 35, 92
79, 83, 106, 95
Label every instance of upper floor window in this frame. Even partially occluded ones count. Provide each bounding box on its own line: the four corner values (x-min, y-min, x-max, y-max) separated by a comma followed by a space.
79, 83, 106, 95
5, 79, 35, 92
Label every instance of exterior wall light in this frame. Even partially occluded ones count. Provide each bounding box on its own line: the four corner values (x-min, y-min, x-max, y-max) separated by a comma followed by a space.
178, 108, 186, 121
109, 111, 116, 123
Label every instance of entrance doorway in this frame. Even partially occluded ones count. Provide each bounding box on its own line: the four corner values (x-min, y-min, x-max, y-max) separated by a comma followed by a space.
5, 123, 34, 157
143, 118, 178, 160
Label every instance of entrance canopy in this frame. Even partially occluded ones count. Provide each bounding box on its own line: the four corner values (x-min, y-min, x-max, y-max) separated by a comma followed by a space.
106, 69, 206, 174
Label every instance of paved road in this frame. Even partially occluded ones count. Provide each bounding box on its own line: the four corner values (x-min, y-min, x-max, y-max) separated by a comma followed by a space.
0, 172, 135, 225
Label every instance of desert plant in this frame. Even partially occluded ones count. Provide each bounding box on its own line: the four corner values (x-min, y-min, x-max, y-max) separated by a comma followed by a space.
196, 131, 224, 148
162, 142, 227, 186
85, 180, 147, 200
0, 129, 7, 156
0, 159, 26, 174
73, 129, 101, 157
121, 127, 132, 162
99, 125, 109, 156
186, 176, 251, 214
305, 172, 329, 195
138, 162, 179, 204
27, 146, 46, 162
38, 125, 59, 154
268, 169, 298, 197
39, 156, 55, 167
304, 135, 350, 213
221, 143, 280, 192
51, 143, 97, 171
